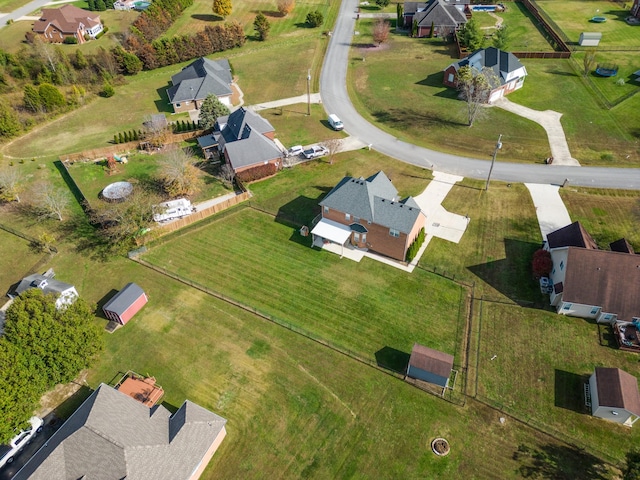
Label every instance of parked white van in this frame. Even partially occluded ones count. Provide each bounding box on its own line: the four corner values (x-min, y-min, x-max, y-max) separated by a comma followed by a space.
328, 114, 343, 131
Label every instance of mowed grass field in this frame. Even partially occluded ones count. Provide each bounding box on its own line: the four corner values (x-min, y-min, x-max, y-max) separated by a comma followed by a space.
0, 229, 44, 294
141, 206, 465, 362
537, 0, 640, 47
477, 302, 640, 465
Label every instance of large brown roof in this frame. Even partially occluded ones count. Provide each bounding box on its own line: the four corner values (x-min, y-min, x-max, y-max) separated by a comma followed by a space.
547, 221, 598, 250
595, 367, 640, 416
610, 238, 635, 254
408, 343, 454, 378
33, 4, 100, 35
563, 247, 640, 321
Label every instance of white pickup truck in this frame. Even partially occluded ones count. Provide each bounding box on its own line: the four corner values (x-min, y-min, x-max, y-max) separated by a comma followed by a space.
0, 417, 43, 469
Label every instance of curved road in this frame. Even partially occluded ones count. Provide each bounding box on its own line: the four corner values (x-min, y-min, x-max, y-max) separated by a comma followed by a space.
319, 0, 640, 190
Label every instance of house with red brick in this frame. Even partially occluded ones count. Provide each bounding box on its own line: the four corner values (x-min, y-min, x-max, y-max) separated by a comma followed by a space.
403, 0, 467, 37
32, 4, 103, 44
103, 282, 148, 325
443, 47, 527, 103
167, 58, 233, 114
312, 172, 426, 262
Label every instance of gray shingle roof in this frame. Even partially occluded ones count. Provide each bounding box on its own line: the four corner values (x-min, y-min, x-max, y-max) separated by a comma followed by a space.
14, 384, 227, 480
11, 272, 74, 298
450, 47, 525, 87
414, 0, 467, 28
404, 1, 427, 14
167, 58, 232, 104
103, 282, 145, 316
319, 171, 423, 234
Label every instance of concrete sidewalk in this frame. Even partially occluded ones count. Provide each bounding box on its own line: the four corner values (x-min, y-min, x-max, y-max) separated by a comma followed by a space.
525, 183, 572, 241
250, 94, 322, 112
492, 97, 581, 167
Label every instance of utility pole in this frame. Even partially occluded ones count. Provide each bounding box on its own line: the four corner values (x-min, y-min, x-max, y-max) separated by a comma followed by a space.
485, 134, 502, 191
307, 69, 311, 116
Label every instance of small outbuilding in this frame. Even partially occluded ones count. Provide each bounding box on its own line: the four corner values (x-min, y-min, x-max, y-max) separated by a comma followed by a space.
589, 367, 640, 427
406, 343, 454, 388
9, 270, 78, 309
103, 283, 148, 325
579, 32, 602, 47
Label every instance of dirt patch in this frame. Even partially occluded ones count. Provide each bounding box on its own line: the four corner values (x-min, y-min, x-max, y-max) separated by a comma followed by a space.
37, 370, 88, 417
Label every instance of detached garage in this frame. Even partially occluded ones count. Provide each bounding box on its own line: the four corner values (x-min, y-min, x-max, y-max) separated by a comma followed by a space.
406, 343, 454, 389
103, 283, 148, 325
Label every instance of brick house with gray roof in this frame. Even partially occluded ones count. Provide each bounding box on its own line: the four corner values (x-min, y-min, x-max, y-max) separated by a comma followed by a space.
403, 0, 468, 37
14, 383, 227, 480
32, 4, 102, 44
167, 57, 233, 114
312, 171, 426, 262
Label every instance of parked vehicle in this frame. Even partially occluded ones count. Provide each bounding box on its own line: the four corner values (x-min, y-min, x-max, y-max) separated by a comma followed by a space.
152, 198, 194, 223
0, 417, 43, 469
303, 145, 329, 159
328, 114, 343, 131
287, 145, 304, 157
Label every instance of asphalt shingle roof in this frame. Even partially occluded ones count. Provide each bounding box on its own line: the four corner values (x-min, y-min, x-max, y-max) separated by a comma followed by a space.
11, 272, 74, 298
14, 384, 227, 480
414, 0, 467, 27
33, 4, 100, 35
319, 171, 423, 234
103, 282, 145, 316
450, 47, 525, 86
547, 221, 598, 249
595, 367, 640, 417
167, 58, 232, 104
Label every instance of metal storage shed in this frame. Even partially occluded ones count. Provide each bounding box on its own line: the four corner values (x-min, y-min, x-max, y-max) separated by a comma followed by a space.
103, 283, 148, 325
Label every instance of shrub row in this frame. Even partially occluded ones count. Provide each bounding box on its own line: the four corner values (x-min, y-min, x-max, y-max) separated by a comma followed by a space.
236, 163, 277, 183
406, 227, 426, 262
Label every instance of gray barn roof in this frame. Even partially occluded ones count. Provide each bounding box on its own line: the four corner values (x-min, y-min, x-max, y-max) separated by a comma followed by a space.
14, 384, 227, 480
450, 47, 525, 87
167, 57, 232, 104
319, 171, 423, 234
103, 282, 145, 316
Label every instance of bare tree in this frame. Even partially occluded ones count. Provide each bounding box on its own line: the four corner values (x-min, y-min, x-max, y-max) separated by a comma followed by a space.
456, 65, 500, 127
218, 163, 235, 186
321, 138, 343, 165
372, 19, 391, 46
0, 167, 22, 203
583, 48, 597, 78
32, 36, 57, 73
29, 181, 70, 221
277, 0, 294, 15
142, 114, 169, 149
158, 147, 202, 198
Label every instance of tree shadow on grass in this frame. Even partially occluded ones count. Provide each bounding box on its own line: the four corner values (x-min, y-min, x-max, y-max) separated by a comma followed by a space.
191, 14, 219, 21
597, 323, 619, 349
250, 9, 282, 17
371, 107, 465, 129
554, 369, 588, 413
375, 346, 410, 373
467, 238, 542, 306
95, 289, 119, 321
513, 443, 610, 480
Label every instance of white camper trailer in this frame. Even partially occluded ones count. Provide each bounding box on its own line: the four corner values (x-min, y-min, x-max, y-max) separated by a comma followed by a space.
153, 198, 193, 223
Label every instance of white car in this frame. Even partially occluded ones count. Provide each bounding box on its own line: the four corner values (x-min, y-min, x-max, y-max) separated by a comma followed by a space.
0, 417, 43, 469
303, 145, 329, 159
287, 145, 304, 157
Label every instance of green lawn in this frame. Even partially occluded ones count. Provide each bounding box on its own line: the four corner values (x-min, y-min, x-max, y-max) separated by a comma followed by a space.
0, 229, 44, 294
537, 0, 640, 47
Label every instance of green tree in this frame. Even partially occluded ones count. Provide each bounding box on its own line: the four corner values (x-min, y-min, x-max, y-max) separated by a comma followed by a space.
118, 132, 124, 143
306, 10, 324, 27
492, 25, 509, 49
376, 0, 389, 7
198, 93, 230, 130
0, 102, 21, 138
625, 449, 640, 480
101, 81, 115, 98
73, 50, 89, 69
397, 3, 403, 28
95, 0, 106, 11
38, 83, 65, 112
459, 17, 483, 50
254, 12, 271, 41
112, 47, 143, 75
212, 0, 232, 18
23, 84, 42, 112
428, 21, 434, 38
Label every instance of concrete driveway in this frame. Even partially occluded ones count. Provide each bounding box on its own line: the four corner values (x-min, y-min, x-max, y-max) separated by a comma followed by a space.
525, 183, 572, 241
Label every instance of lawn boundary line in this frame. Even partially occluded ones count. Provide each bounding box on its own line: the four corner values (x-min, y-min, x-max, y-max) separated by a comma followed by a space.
130, 255, 470, 407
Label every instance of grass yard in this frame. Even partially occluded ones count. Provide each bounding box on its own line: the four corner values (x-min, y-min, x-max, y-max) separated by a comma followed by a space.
537, 0, 640, 47
65, 152, 232, 205
141, 206, 466, 363
0, 0, 31, 13
0, 229, 46, 294
476, 301, 640, 465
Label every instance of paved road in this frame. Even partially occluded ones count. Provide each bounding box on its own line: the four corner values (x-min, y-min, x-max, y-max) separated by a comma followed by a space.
319, 0, 640, 190
0, 0, 52, 24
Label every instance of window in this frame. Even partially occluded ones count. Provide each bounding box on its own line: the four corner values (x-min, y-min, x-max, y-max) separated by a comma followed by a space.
390, 228, 400, 238
603, 314, 613, 321
354, 216, 360, 223
448, 73, 454, 83
176, 103, 181, 108
362, 233, 367, 244
353, 232, 360, 242
552, 268, 555, 275
323, 206, 329, 214
560, 261, 564, 270
563, 303, 572, 310
345, 213, 351, 221
590, 307, 599, 315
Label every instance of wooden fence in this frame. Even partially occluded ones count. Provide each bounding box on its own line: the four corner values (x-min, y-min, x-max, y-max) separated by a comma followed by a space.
155, 191, 251, 235
512, 51, 571, 59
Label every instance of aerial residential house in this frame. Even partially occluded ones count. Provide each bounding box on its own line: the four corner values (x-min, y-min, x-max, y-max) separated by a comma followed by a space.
103, 282, 148, 325
545, 222, 640, 325
588, 367, 640, 427
312, 172, 426, 262
443, 47, 527, 103
32, 4, 103, 44
403, 0, 468, 37
206, 107, 283, 178
406, 343, 454, 389
13, 383, 227, 480
167, 57, 233, 114
8, 270, 78, 309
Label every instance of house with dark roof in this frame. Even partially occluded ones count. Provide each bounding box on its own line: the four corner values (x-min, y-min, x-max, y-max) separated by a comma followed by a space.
403, 0, 468, 37
632, 0, 640, 18
103, 282, 148, 325
589, 367, 640, 427
13, 383, 227, 479
32, 4, 102, 44
406, 343, 454, 389
167, 58, 233, 114
8, 270, 78, 309
545, 222, 640, 324
443, 47, 527, 103
207, 107, 283, 179
311, 172, 426, 262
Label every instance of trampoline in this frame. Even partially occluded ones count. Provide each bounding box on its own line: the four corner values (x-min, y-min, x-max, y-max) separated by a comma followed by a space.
595, 64, 618, 77
591, 16, 607, 22
101, 181, 133, 202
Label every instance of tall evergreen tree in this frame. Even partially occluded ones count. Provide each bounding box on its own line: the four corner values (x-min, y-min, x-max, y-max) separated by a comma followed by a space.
254, 12, 271, 41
